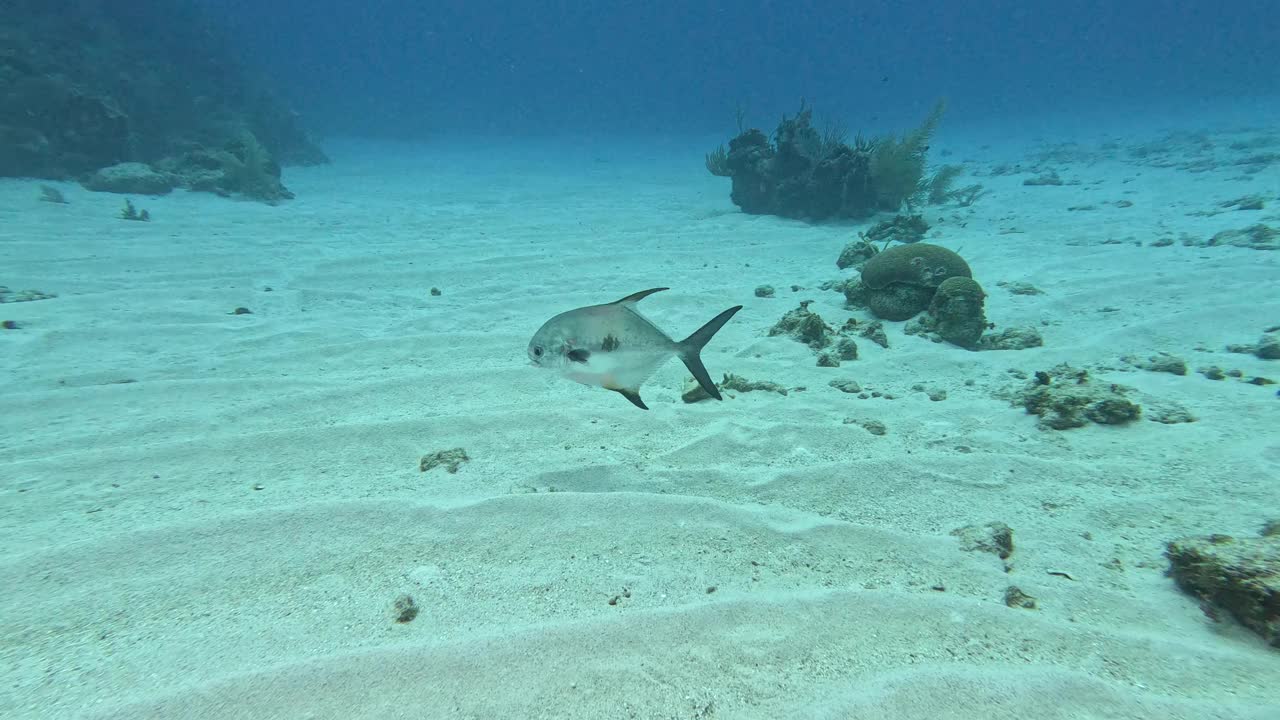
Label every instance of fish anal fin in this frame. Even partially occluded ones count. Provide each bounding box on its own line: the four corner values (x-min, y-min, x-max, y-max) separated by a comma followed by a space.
612, 387, 649, 410
610, 288, 669, 305
602, 376, 648, 410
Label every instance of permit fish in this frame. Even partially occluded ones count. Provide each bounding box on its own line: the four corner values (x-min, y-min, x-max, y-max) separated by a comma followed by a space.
528, 288, 742, 410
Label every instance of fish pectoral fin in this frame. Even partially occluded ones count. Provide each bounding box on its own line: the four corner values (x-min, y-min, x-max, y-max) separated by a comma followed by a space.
567, 348, 591, 363
611, 387, 649, 410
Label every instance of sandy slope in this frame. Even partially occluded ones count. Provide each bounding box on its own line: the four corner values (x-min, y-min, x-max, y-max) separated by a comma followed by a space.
1, 128, 1278, 719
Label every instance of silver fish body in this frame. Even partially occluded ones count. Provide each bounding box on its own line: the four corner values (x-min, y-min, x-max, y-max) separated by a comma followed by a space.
528, 288, 741, 409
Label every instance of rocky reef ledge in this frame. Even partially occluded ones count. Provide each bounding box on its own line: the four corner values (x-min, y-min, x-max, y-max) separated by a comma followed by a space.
0, 0, 327, 203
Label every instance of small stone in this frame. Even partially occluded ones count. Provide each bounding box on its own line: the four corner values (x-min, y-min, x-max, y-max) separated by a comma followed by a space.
392, 594, 419, 623
1222, 195, 1265, 211
1145, 399, 1196, 424
430, 287, 442, 296
1085, 397, 1141, 425
1207, 224, 1278, 250
864, 214, 929, 245
420, 448, 470, 473
0, 287, 56, 303
858, 419, 886, 435
836, 240, 879, 269
719, 373, 787, 396
1004, 586, 1037, 609
754, 285, 775, 298
816, 351, 840, 367
859, 321, 889, 349
1023, 172, 1063, 186
1256, 334, 1280, 360
835, 337, 858, 360
1198, 366, 1226, 380
978, 326, 1043, 351
769, 301, 833, 350
829, 379, 862, 394
952, 522, 1014, 559
39, 184, 68, 204
999, 281, 1044, 296
682, 377, 714, 403
230, 307, 252, 315
1127, 352, 1187, 375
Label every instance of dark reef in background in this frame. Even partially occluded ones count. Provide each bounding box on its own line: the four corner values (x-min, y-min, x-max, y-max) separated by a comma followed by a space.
0, 0, 327, 202
706, 100, 948, 221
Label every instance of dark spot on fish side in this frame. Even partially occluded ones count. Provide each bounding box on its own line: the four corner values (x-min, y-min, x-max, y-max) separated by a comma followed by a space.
602, 334, 620, 351
568, 348, 590, 363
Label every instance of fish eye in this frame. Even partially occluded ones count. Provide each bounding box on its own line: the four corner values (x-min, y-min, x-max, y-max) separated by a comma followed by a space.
532, 346, 544, 357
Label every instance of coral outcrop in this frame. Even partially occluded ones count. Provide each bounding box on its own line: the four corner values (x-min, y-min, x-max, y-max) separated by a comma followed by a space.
706, 100, 945, 221
0, 0, 325, 202
853, 243, 972, 322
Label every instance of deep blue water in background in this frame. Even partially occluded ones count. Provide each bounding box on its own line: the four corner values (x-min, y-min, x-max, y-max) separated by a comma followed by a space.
208, 0, 1278, 139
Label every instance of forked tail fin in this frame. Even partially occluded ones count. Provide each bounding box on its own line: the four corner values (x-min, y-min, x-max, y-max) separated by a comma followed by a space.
677, 305, 743, 401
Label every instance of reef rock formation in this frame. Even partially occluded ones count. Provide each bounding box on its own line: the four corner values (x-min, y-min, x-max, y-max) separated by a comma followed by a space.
1009, 365, 1142, 430
851, 243, 972, 322
1167, 526, 1280, 647
706, 100, 946, 221
906, 276, 988, 349
0, 0, 326, 201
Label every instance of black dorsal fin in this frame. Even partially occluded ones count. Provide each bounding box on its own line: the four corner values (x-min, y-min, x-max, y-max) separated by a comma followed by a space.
609, 288, 669, 305
612, 388, 648, 410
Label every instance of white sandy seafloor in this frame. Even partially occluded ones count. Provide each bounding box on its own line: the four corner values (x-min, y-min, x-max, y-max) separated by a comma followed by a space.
2, 108, 1279, 719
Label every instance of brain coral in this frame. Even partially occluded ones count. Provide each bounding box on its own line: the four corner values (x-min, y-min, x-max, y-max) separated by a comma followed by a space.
860, 243, 972, 291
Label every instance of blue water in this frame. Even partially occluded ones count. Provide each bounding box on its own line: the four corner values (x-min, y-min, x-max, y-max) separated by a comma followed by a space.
212, 0, 1278, 138
5, 2, 1280, 718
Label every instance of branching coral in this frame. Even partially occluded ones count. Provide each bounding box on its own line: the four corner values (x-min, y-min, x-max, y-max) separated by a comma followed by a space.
868, 100, 946, 211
